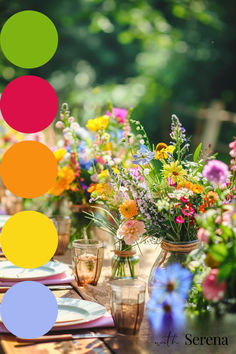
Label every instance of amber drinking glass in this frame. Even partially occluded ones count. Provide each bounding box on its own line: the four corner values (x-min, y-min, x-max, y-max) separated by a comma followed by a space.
50, 216, 71, 255
110, 279, 146, 335
72, 240, 104, 286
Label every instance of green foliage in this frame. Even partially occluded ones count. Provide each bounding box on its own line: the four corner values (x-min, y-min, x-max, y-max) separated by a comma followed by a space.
0, 0, 235, 149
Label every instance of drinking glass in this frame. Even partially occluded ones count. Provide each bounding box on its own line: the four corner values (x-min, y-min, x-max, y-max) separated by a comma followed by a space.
72, 240, 104, 286
110, 279, 146, 335
50, 216, 71, 255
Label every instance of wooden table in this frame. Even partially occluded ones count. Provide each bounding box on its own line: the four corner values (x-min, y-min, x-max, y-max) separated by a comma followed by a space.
0, 247, 235, 353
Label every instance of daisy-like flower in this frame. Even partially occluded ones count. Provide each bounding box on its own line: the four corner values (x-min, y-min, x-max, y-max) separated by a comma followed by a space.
119, 200, 138, 219
202, 160, 229, 185
117, 219, 146, 245
180, 196, 188, 203
162, 161, 186, 183
155, 142, 175, 160
106, 108, 128, 124
202, 269, 226, 302
147, 296, 185, 334
132, 144, 155, 165
181, 203, 195, 217
151, 263, 192, 301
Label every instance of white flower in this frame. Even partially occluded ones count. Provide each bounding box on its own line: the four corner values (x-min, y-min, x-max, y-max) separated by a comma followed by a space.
140, 139, 145, 145
71, 122, 80, 132
143, 168, 150, 175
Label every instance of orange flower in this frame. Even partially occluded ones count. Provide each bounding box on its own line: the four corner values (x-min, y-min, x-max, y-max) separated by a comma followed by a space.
199, 203, 208, 213
184, 181, 193, 189
87, 184, 96, 193
204, 191, 218, 205
119, 200, 138, 219
191, 184, 204, 194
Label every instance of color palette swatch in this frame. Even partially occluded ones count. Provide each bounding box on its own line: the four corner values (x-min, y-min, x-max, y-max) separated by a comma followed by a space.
0, 10, 60, 338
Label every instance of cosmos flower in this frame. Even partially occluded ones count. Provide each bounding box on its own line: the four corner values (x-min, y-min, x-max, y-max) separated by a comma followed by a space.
106, 108, 128, 124
147, 296, 185, 334
202, 160, 229, 185
117, 219, 146, 245
132, 145, 155, 165
119, 200, 138, 219
202, 269, 226, 302
151, 263, 193, 302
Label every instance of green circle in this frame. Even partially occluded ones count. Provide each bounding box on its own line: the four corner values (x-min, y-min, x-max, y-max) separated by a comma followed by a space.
0, 11, 58, 69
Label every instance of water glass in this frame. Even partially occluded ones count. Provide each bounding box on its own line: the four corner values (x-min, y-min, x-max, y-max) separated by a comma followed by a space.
110, 279, 146, 335
72, 240, 104, 286
50, 216, 71, 255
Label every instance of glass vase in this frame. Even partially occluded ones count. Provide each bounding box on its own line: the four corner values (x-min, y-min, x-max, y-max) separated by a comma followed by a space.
111, 247, 139, 279
148, 239, 200, 294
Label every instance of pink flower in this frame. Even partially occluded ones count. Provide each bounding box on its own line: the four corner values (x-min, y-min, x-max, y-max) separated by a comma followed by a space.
180, 196, 188, 203
106, 108, 128, 124
229, 138, 236, 157
176, 215, 185, 223
167, 177, 175, 186
202, 269, 226, 302
181, 203, 195, 216
117, 220, 146, 245
197, 228, 209, 243
202, 160, 229, 185
68, 116, 74, 123
55, 121, 64, 129
129, 167, 144, 182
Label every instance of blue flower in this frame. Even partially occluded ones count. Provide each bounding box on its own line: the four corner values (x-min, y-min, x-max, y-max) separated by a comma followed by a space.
147, 295, 185, 334
151, 263, 192, 302
132, 144, 155, 165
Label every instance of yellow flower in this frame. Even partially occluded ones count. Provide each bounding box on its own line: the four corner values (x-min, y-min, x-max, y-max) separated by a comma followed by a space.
155, 143, 175, 160
191, 184, 204, 194
119, 200, 138, 219
98, 168, 118, 179
162, 161, 186, 183
48, 166, 76, 196
54, 148, 66, 162
86, 115, 109, 132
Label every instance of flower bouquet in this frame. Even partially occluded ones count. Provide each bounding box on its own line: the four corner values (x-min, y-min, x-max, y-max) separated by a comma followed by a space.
186, 138, 236, 313
48, 103, 95, 240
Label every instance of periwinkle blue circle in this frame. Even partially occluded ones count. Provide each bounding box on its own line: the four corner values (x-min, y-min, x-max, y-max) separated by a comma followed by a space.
0, 281, 58, 338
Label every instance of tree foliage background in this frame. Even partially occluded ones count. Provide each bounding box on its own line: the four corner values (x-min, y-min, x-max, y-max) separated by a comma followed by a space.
0, 0, 235, 154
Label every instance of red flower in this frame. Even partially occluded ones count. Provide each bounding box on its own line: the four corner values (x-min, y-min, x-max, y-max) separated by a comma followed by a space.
176, 215, 185, 223
202, 269, 226, 302
180, 196, 188, 203
181, 203, 195, 216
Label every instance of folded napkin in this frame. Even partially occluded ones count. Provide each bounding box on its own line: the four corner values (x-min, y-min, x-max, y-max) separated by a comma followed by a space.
0, 271, 74, 287
0, 312, 114, 333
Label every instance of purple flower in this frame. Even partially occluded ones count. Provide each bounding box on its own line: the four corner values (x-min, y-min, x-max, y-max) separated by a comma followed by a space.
202, 160, 229, 185
151, 263, 192, 302
132, 144, 155, 165
106, 108, 128, 124
147, 295, 185, 334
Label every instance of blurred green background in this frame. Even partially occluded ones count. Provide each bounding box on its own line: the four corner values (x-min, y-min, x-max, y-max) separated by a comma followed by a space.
0, 0, 235, 160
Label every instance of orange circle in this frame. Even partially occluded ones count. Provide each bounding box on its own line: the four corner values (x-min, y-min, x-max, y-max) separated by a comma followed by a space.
0, 141, 58, 198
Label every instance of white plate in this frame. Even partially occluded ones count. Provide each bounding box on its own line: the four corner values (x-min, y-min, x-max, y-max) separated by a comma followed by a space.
0, 261, 70, 281
54, 298, 106, 326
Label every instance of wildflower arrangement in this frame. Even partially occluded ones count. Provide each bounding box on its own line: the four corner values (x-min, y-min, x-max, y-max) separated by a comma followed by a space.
186, 138, 236, 312
93, 114, 210, 247
48, 103, 94, 207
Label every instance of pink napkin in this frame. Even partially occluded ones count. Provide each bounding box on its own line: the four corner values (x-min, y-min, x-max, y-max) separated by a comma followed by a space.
0, 312, 114, 333
0, 272, 74, 287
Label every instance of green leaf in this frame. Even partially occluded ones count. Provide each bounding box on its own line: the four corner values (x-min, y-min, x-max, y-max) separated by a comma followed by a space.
220, 225, 233, 238
210, 243, 228, 262
218, 262, 233, 282
193, 143, 202, 162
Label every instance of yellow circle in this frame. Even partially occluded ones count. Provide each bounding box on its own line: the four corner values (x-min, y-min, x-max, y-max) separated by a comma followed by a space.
0, 211, 58, 269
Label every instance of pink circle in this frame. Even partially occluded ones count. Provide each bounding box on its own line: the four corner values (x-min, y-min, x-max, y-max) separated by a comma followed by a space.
0, 76, 58, 133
